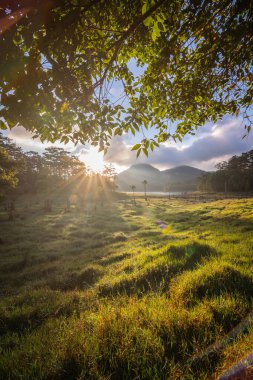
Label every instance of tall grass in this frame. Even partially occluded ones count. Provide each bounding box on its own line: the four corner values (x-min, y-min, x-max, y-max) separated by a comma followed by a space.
0, 198, 252, 379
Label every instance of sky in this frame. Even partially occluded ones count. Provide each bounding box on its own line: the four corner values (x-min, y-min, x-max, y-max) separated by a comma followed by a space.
6, 114, 253, 173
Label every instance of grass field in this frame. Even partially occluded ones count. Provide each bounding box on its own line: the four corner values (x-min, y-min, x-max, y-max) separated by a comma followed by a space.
0, 197, 252, 379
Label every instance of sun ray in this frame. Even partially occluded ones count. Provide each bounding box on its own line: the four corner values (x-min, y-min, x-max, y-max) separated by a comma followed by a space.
79, 147, 105, 173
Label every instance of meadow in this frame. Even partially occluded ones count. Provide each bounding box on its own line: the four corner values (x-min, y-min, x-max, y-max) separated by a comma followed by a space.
0, 196, 252, 379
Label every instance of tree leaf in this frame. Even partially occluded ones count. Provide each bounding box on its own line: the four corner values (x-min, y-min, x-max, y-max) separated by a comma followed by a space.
132, 143, 141, 151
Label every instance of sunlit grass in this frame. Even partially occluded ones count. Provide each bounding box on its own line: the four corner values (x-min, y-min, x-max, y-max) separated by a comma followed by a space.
0, 197, 252, 379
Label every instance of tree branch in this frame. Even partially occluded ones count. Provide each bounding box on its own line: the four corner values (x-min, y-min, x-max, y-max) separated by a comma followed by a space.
93, 0, 167, 89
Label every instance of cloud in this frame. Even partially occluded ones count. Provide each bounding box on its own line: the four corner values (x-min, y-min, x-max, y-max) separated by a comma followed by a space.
7, 125, 76, 153
71, 144, 87, 155
8, 126, 34, 141
5, 117, 253, 172
105, 118, 253, 171
7, 126, 48, 153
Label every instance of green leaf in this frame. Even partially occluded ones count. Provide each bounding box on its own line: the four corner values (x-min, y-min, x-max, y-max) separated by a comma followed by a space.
151, 29, 157, 42
143, 16, 153, 27
153, 22, 161, 37
142, 3, 147, 14
114, 127, 122, 135
132, 143, 141, 151
143, 148, 148, 157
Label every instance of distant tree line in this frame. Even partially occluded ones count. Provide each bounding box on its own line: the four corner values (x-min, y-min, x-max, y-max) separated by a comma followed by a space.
0, 133, 117, 206
198, 150, 253, 192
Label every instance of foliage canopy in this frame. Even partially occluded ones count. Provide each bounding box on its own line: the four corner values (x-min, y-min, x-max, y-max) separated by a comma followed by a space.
198, 149, 253, 192
0, 0, 253, 154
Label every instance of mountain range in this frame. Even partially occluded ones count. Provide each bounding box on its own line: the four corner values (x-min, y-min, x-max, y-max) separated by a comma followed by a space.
116, 164, 206, 191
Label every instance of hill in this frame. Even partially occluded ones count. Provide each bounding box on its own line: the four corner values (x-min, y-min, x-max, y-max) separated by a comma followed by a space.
117, 164, 162, 191
117, 164, 206, 191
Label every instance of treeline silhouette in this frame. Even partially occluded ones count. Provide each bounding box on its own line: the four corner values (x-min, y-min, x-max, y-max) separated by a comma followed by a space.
0, 133, 117, 208
198, 150, 253, 192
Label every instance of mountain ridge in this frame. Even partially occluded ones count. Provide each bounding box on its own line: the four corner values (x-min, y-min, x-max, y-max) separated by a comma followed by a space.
117, 164, 206, 191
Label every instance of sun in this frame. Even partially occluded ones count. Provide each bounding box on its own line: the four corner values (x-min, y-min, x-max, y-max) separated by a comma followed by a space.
80, 146, 105, 173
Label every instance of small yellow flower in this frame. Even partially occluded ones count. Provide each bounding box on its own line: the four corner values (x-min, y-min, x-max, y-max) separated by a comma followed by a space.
60, 103, 68, 113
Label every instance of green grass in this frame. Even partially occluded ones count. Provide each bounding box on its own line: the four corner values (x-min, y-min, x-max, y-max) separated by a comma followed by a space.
0, 197, 252, 379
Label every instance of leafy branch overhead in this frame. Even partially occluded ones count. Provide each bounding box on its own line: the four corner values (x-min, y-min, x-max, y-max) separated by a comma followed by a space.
0, 0, 253, 154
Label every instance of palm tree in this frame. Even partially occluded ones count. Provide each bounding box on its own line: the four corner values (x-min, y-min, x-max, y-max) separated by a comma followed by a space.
142, 180, 148, 201
130, 185, 136, 205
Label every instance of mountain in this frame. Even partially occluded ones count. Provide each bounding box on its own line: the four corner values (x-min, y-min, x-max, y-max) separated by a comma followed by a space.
162, 165, 206, 191
117, 164, 162, 191
117, 164, 206, 191
162, 165, 205, 180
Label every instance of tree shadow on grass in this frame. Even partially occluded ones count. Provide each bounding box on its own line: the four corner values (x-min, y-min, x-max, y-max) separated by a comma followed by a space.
49, 265, 104, 291
98, 242, 217, 297
163, 242, 216, 269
